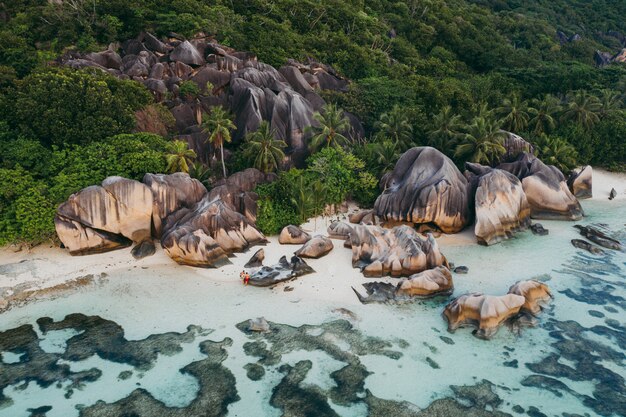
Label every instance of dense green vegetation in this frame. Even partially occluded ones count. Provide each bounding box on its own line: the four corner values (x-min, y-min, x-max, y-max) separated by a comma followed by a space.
0, 0, 625, 244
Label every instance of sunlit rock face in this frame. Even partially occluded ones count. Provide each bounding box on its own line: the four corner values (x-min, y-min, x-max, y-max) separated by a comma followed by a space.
55, 177, 153, 255
278, 225, 311, 245
497, 153, 583, 220
375, 147, 470, 233
348, 224, 448, 277
499, 131, 535, 163
143, 173, 207, 237
327, 221, 354, 240
465, 164, 531, 246
161, 197, 266, 267
443, 293, 526, 339
507, 280, 552, 315
348, 209, 376, 225
294, 236, 334, 259
567, 165, 592, 199
396, 266, 454, 298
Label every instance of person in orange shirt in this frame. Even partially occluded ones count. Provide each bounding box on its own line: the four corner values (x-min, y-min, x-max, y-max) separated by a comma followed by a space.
243, 271, 250, 285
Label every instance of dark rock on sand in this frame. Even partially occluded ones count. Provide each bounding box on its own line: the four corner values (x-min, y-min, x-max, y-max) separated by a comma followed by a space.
244, 248, 265, 268
248, 256, 314, 287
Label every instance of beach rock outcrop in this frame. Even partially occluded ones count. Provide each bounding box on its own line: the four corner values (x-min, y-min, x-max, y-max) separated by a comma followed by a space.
497, 153, 583, 220
567, 166, 592, 199
294, 236, 334, 259
279, 225, 311, 245
375, 147, 470, 233
396, 266, 454, 298
571, 239, 604, 254
507, 280, 552, 315
443, 293, 526, 339
352, 282, 399, 304
573, 225, 622, 251
55, 177, 153, 255
466, 164, 530, 245
609, 188, 617, 200
348, 224, 448, 277
248, 256, 315, 287
143, 173, 207, 237
245, 248, 265, 268
327, 221, 354, 240
161, 197, 267, 267
348, 210, 376, 225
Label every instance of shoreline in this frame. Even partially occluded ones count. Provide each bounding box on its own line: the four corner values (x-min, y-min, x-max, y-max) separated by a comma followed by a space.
1, 166, 625, 315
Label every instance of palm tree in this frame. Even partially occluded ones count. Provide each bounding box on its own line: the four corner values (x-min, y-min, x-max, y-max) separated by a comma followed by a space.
307, 103, 351, 152
528, 95, 561, 135
189, 161, 211, 186
561, 91, 601, 130
166, 140, 197, 174
244, 121, 286, 173
201, 106, 236, 178
596, 89, 622, 118
455, 117, 507, 165
534, 134, 578, 173
291, 176, 314, 224
427, 105, 463, 154
375, 139, 400, 174
375, 105, 414, 150
496, 93, 530, 133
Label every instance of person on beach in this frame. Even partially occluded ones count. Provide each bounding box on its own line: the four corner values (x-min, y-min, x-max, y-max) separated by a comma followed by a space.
243, 271, 250, 285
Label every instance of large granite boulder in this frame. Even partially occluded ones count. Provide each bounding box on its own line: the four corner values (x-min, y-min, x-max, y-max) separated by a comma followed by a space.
327, 221, 353, 240
466, 164, 531, 245
348, 209, 376, 225
143, 173, 207, 237
348, 224, 448, 277
55, 177, 153, 255
567, 165, 592, 199
499, 131, 534, 163
294, 236, 334, 258
396, 266, 454, 298
248, 255, 315, 287
375, 147, 470, 233
170, 40, 204, 66
443, 293, 526, 339
278, 225, 311, 245
507, 280, 552, 316
209, 168, 275, 222
161, 197, 267, 267
497, 153, 583, 220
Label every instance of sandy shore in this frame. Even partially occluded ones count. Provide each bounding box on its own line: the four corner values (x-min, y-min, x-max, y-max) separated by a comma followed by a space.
1, 166, 624, 313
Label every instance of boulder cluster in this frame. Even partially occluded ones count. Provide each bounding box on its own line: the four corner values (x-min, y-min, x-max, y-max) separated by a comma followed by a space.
374, 141, 587, 246
60, 32, 360, 166
55, 168, 273, 266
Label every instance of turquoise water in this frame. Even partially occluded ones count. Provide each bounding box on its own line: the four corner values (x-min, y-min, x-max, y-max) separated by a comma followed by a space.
0, 199, 624, 417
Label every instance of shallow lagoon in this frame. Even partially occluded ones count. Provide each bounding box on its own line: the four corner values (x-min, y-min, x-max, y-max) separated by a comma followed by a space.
0, 199, 624, 417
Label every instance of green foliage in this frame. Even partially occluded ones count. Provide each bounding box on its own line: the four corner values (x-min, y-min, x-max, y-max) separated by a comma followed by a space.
8, 68, 152, 147
202, 106, 236, 178
307, 103, 351, 152
179, 80, 201, 100
532, 134, 579, 173
166, 140, 197, 173
242, 121, 286, 173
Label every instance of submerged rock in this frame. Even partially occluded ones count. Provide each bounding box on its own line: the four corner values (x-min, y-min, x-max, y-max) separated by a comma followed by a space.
507, 280, 552, 315
248, 256, 314, 287
375, 147, 470, 233
497, 153, 583, 220
567, 166, 592, 199
248, 317, 270, 332
467, 164, 530, 245
530, 223, 549, 236
161, 197, 266, 267
573, 225, 622, 250
571, 239, 604, 254
294, 235, 334, 258
244, 248, 265, 268
443, 293, 526, 339
349, 224, 448, 277
453, 266, 469, 274
278, 225, 311, 245
55, 177, 153, 255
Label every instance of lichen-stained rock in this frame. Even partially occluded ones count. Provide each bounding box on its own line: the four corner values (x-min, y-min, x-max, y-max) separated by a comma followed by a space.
55, 177, 153, 255
143, 173, 207, 237
375, 147, 470, 233
349, 225, 448, 277
248, 256, 315, 287
348, 209, 376, 225
443, 293, 526, 339
497, 153, 583, 220
279, 225, 311, 245
507, 280, 552, 315
396, 266, 454, 298
294, 236, 334, 258
466, 164, 531, 245
161, 197, 267, 267
567, 165, 592, 199
327, 221, 353, 240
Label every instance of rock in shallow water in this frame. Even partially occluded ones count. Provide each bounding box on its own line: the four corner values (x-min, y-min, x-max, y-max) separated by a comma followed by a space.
530, 223, 548, 236
507, 280, 552, 315
571, 239, 604, 254
573, 224, 622, 251
375, 147, 470, 233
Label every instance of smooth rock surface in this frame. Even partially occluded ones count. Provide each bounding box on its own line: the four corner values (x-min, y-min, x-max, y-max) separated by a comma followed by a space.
278, 225, 311, 245
567, 166, 592, 199
507, 280, 552, 315
294, 236, 334, 259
